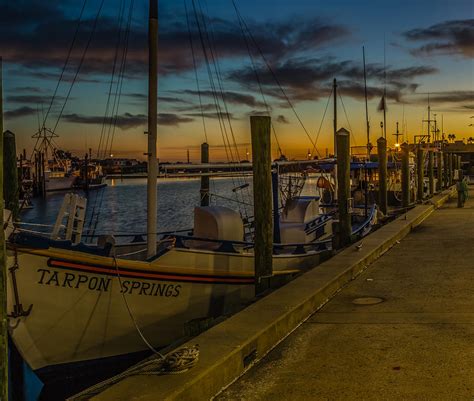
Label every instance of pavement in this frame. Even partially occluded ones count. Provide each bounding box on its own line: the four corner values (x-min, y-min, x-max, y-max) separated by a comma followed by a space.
217, 191, 474, 401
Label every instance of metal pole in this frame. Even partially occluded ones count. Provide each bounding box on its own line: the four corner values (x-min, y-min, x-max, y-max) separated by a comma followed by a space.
251, 116, 273, 295
417, 146, 424, 202
377, 137, 388, 215
336, 128, 352, 246
3, 131, 19, 219
428, 150, 434, 197
401, 142, 410, 208
333, 78, 338, 201
0, 55, 8, 401
436, 151, 443, 192
363, 47, 370, 160
200, 143, 210, 206
146, 0, 158, 258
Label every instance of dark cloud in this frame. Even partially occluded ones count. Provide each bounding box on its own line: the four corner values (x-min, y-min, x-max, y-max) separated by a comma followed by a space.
424, 91, 474, 103
185, 111, 236, 120
0, 1, 350, 79
62, 112, 194, 128
276, 115, 289, 124
7, 95, 69, 105
403, 19, 474, 57
179, 89, 267, 108
228, 58, 437, 103
157, 113, 194, 126
4, 106, 37, 119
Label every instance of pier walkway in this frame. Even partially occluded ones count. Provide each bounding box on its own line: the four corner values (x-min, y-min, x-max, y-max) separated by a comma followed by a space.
217, 191, 474, 400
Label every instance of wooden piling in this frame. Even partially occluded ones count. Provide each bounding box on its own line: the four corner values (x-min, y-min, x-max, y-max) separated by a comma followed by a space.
377, 136, 387, 215
416, 146, 424, 202
0, 55, 8, 401
448, 153, 453, 187
3, 131, 19, 218
457, 168, 464, 208
251, 116, 273, 294
428, 150, 434, 197
443, 152, 449, 189
200, 143, 210, 207
271, 169, 281, 244
401, 142, 410, 208
336, 128, 351, 246
436, 151, 443, 192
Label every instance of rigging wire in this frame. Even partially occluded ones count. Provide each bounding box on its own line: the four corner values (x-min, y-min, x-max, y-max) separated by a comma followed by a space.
184, 0, 208, 144
232, 0, 283, 157
40, 0, 89, 132
51, 0, 107, 135
310, 90, 332, 157
190, 0, 251, 220
97, 0, 127, 158
231, 0, 320, 155
338, 92, 357, 147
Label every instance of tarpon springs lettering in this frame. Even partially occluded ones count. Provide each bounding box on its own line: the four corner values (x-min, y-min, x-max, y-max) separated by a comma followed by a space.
37, 268, 181, 297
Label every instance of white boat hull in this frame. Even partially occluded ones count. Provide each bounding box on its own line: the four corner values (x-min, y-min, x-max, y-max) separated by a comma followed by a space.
7, 244, 322, 372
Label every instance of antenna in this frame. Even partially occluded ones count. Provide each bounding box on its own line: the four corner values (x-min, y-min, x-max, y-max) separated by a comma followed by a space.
422, 94, 433, 143
363, 46, 370, 160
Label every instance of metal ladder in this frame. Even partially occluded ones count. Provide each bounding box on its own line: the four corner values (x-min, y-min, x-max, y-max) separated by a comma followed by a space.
51, 193, 87, 244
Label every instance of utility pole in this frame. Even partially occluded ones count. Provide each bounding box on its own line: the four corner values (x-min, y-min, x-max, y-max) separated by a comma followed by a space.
363, 47, 370, 160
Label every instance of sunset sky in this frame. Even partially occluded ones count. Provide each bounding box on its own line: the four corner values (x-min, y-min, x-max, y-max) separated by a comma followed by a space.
1, 0, 473, 161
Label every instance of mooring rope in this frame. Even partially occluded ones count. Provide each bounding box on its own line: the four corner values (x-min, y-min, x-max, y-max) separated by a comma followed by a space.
68, 344, 200, 400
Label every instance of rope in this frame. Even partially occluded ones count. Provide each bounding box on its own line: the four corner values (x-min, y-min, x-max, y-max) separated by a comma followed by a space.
112, 256, 164, 356
68, 344, 199, 400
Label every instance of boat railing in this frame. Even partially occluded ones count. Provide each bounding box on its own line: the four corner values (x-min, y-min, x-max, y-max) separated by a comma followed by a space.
168, 234, 332, 255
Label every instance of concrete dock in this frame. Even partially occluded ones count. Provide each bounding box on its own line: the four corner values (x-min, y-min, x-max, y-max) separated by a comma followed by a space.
84, 187, 473, 401
218, 191, 474, 400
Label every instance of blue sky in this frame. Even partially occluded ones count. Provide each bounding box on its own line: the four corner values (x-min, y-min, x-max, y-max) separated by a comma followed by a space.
1, 0, 473, 161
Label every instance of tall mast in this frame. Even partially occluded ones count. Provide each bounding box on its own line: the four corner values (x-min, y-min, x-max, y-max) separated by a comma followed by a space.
147, 0, 158, 258
363, 47, 370, 160
333, 78, 337, 157
0, 56, 8, 401
333, 78, 338, 201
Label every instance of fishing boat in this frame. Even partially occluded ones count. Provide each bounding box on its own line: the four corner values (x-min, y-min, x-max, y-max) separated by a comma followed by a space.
5, 0, 377, 386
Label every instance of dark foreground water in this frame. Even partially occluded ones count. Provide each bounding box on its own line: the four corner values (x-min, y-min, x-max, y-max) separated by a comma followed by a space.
16, 175, 320, 400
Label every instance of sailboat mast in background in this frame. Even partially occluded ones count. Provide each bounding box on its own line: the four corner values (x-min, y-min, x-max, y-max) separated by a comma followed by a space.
147, 0, 158, 258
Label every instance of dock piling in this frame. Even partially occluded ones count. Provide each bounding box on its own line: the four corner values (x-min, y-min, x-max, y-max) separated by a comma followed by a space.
436, 151, 443, 192
428, 150, 434, 197
377, 137, 387, 215
416, 146, 424, 202
336, 128, 352, 246
448, 153, 453, 187
401, 142, 410, 208
251, 116, 273, 295
443, 152, 449, 189
200, 143, 210, 207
